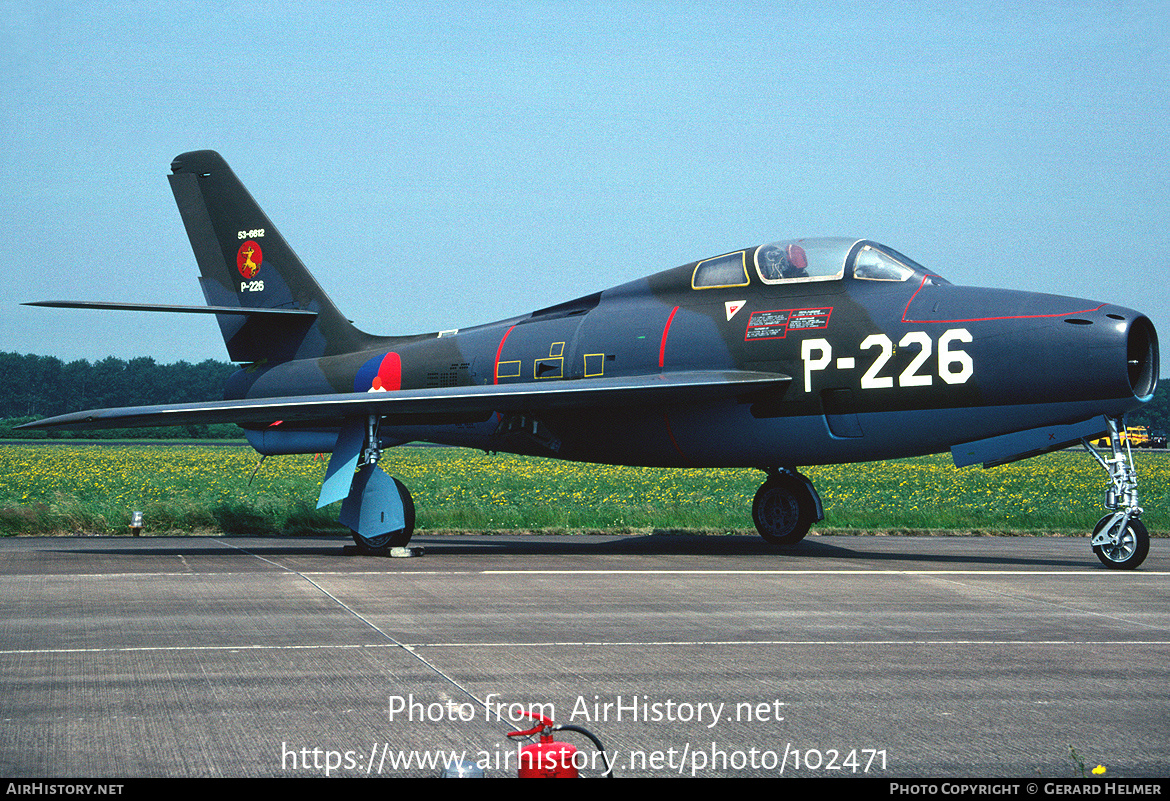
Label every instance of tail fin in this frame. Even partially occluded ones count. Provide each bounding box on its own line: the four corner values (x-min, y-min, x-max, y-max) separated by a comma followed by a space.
168, 150, 373, 363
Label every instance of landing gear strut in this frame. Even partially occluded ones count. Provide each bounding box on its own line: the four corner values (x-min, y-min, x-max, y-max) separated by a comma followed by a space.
338, 415, 416, 554
1083, 416, 1149, 570
752, 468, 824, 547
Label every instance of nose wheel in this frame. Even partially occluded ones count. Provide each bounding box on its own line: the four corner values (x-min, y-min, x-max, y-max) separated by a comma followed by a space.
1091, 514, 1149, 570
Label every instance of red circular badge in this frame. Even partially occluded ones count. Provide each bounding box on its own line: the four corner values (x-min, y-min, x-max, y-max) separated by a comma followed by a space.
237, 241, 263, 278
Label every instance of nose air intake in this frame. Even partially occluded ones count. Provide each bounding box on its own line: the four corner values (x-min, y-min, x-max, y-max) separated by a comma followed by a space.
1127, 316, 1159, 400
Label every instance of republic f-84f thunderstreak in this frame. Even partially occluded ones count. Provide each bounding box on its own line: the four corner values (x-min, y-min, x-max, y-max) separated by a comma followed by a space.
24, 151, 1160, 568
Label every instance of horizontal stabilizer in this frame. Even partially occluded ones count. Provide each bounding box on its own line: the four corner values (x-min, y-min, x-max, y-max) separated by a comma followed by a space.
24, 300, 317, 318
18, 370, 791, 431
951, 416, 1109, 468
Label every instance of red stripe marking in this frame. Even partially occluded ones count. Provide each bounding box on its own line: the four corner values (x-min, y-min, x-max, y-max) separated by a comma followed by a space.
659, 306, 679, 368
662, 412, 690, 465
899, 275, 931, 322
493, 324, 517, 384
902, 275, 1105, 323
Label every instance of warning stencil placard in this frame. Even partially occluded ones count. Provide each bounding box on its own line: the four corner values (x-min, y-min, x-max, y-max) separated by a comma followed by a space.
744, 307, 832, 341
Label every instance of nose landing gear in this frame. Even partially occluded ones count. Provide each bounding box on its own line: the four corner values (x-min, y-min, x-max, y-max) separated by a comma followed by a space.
1084, 417, 1150, 570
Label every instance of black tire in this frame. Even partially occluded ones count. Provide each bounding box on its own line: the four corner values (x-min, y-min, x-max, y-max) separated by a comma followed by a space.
752, 474, 815, 547
351, 478, 415, 552
1092, 515, 1149, 570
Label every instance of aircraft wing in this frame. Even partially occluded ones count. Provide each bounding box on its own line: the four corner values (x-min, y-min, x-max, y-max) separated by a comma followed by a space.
18, 370, 791, 431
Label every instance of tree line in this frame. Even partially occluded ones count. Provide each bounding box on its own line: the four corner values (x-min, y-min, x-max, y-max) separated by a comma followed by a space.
0, 352, 243, 439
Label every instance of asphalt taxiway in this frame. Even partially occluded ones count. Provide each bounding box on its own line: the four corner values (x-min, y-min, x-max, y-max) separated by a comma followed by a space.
1, 532, 1167, 778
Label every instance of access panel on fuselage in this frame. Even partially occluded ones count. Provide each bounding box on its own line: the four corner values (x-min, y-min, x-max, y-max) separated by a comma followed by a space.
491, 315, 588, 384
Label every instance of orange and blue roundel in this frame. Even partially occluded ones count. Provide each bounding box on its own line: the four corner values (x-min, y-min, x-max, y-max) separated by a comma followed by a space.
355, 352, 401, 392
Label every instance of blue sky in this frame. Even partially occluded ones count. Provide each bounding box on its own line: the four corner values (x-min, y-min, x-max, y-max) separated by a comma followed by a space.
2, 1, 1167, 368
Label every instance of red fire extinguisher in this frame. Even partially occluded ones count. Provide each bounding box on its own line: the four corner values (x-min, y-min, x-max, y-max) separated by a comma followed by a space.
507, 710, 612, 778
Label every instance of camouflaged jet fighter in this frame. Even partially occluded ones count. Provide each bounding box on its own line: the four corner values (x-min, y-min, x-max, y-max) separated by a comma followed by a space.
23, 150, 1161, 568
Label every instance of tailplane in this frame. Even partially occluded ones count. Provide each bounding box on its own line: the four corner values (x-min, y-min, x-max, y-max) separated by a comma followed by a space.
168, 150, 373, 363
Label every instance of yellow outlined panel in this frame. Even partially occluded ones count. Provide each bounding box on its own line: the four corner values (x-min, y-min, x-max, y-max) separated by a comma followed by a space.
496, 360, 522, 379
583, 353, 606, 377
534, 358, 563, 379
692, 251, 750, 289
534, 342, 566, 379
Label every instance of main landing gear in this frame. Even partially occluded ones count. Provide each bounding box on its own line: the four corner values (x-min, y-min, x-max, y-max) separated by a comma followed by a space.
752, 468, 824, 547
1083, 416, 1150, 570
340, 415, 416, 554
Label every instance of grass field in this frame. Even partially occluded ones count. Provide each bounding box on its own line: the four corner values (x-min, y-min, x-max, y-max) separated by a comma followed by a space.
1, 443, 1166, 537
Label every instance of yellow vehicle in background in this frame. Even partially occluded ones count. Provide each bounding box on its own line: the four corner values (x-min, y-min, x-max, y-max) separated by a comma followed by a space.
1091, 425, 1160, 448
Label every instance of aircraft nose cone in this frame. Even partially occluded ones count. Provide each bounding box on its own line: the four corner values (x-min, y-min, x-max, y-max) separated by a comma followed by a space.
1076, 305, 1160, 403
906, 283, 1157, 412
1045, 303, 1158, 406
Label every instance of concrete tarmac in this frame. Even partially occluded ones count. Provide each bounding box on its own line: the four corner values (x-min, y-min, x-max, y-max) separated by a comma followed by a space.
1, 532, 1167, 778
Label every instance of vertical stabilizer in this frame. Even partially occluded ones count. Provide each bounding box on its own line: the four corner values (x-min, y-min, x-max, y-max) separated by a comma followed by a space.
168, 150, 370, 362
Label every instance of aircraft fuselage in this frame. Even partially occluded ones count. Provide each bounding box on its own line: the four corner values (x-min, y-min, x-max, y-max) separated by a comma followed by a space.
235, 239, 1157, 470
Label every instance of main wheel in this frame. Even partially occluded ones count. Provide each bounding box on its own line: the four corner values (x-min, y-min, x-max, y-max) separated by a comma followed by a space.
1092, 515, 1149, 570
752, 474, 815, 547
351, 478, 415, 553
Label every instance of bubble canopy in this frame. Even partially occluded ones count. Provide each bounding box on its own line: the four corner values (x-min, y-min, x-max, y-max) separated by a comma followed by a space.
754, 238, 941, 285
690, 238, 945, 290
